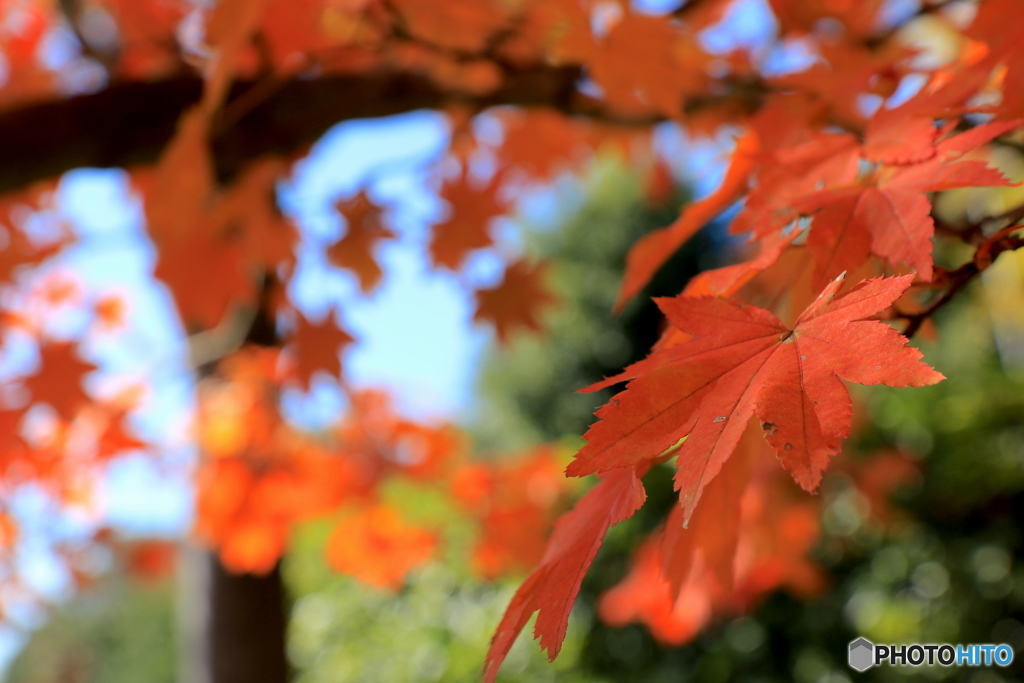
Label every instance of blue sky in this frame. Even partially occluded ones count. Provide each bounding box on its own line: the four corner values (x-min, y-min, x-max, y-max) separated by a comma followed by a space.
0, 106, 502, 670
58, 111, 495, 537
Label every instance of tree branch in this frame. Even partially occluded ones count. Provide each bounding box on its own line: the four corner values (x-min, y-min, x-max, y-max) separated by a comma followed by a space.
0, 64, 661, 194
900, 209, 1024, 338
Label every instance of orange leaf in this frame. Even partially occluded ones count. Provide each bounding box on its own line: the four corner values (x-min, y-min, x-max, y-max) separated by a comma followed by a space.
484, 466, 646, 682
429, 168, 506, 271
796, 120, 1021, 285
220, 519, 286, 574
25, 342, 97, 420
571, 275, 942, 523
94, 294, 127, 330
325, 505, 436, 590
616, 131, 758, 311
389, 0, 515, 53
497, 109, 589, 181
473, 260, 556, 344
328, 191, 395, 293
284, 311, 355, 390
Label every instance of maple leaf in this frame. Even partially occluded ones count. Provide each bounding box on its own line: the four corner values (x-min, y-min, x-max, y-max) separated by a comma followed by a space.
588, 13, 711, 118
142, 108, 214, 242
683, 231, 797, 298
259, 0, 346, 68
568, 275, 943, 523
771, 41, 912, 128
730, 130, 861, 239
25, 342, 98, 420
144, 111, 259, 330
324, 505, 437, 590
96, 0, 189, 79
863, 111, 937, 165
389, 0, 515, 53
462, 447, 569, 579
153, 225, 257, 331
521, 0, 596, 64
768, 0, 886, 39
496, 109, 589, 181
484, 465, 647, 682
220, 159, 300, 274
616, 131, 758, 311
327, 191, 395, 294
597, 539, 714, 646
660, 428, 758, 599
94, 408, 148, 461
599, 434, 826, 646
428, 168, 506, 271
473, 259, 556, 344
284, 311, 355, 391
797, 120, 1021, 286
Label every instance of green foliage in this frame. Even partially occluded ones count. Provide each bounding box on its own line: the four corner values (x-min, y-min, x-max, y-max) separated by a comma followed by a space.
284, 519, 602, 683
6, 574, 176, 683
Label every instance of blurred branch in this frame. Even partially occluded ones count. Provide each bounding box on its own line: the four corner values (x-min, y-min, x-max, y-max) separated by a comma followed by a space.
0, 64, 661, 194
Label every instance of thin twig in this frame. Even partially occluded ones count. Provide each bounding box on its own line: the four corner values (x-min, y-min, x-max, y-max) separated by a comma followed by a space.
899, 207, 1024, 338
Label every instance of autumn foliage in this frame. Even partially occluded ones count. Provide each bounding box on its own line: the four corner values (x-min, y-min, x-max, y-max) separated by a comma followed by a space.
196, 349, 570, 584
1, 0, 1024, 679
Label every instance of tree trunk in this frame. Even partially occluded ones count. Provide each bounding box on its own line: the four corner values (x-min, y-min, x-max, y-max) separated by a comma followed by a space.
178, 546, 290, 683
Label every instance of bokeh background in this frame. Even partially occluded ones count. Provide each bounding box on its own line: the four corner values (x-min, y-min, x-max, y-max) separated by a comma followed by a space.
0, 1, 1021, 682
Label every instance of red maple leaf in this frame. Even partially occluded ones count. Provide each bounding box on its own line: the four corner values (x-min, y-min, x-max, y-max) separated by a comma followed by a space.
616, 131, 758, 311
568, 274, 943, 523
473, 259, 556, 344
483, 465, 646, 682
598, 538, 714, 646
220, 159, 300, 275
327, 191, 395, 294
284, 311, 355, 391
325, 505, 437, 590
588, 13, 711, 118
496, 109, 589, 181
25, 342, 99, 420
862, 111, 937, 165
428, 168, 506, 271
153, 225, 257, 331
797, 120, 1020, 286
95, 408, 148, 461
389, 0, 515, 53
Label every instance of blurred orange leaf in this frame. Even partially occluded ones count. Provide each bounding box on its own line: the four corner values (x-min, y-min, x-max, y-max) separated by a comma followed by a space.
325, 505, 437, 589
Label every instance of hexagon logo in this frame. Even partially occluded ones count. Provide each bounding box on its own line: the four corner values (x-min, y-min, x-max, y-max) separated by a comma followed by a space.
849, 637, 875, 672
